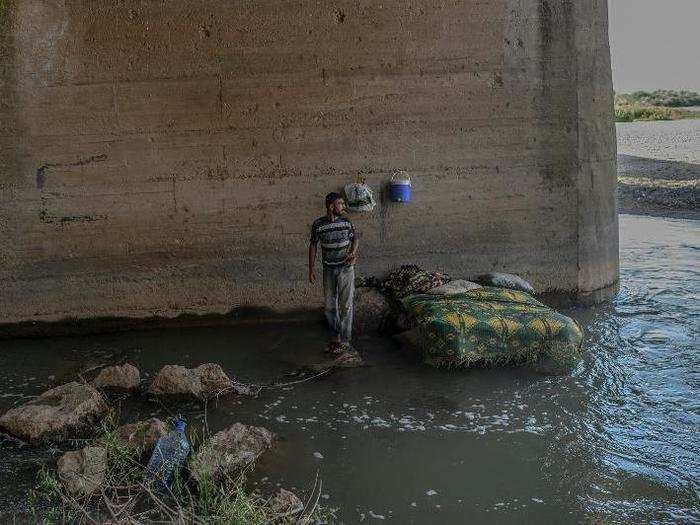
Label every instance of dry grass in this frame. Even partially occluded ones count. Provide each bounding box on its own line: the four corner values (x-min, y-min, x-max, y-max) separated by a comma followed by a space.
29, 420, 334, 524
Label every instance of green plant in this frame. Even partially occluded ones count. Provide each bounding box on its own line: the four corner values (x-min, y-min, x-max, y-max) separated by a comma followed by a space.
614, 103, 685, 122
616, 89, 700, 108
29, 420, 335, 523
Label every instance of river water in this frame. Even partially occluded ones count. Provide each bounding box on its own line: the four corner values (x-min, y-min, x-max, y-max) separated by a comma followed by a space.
0, 214, 698, 524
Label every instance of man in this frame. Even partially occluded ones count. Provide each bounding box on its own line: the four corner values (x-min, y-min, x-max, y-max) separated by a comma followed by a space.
309, 192, 359, 354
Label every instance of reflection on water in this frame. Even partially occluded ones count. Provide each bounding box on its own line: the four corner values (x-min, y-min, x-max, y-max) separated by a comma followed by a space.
1, 214, 698, 523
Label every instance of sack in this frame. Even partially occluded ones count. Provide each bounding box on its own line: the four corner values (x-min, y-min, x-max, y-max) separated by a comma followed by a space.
428, 279, 482, 295
344, 182, 376, 212
379, 265, 451, 300
474, 273, 535, 294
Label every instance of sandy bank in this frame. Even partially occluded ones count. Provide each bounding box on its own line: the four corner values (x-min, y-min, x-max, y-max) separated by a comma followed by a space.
616, 120, 699, 220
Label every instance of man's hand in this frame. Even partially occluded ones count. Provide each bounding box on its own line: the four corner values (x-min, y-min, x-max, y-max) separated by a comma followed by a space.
345, 253, 357, 266
309, 269, 316, 283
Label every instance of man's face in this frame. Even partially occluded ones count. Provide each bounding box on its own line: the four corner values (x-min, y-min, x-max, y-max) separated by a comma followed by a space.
329, 198, 345, 215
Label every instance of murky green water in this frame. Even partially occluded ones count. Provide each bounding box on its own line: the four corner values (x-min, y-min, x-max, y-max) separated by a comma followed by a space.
1, 214, 698, 524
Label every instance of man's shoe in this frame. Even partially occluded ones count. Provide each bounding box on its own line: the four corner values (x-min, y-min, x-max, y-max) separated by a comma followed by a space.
325, 341, 342, 354
337, 342, 354, 354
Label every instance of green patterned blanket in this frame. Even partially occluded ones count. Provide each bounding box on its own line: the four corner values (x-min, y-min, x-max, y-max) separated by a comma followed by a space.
401, 287, 583, 372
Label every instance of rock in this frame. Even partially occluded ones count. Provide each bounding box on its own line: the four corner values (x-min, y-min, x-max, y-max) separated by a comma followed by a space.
308, 349, 364, 373
0, 382, 109, 444
147, 363, 232, 400
353, 287, 391, 336
270, 488, 305, 523
57, 446, 107, 497
230, 381, 259, 397
196, 363, 235, 394
190, 423, 274, 482
91, 363, 140, 391
332, 350, 363, 368
112, 418, 168, 455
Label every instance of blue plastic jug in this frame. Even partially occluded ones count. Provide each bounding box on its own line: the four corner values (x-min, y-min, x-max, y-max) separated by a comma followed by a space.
144, 419, 191, 489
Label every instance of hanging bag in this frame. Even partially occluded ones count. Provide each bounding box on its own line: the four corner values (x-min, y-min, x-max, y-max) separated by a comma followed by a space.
344, 177, 376, 212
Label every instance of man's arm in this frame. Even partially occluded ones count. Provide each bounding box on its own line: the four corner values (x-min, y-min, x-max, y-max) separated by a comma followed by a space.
345, 221, 359, 265
308, 242, 317, 283
346, 237, 359, 265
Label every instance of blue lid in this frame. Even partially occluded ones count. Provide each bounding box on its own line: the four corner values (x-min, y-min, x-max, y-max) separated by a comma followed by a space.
175, 419, 186, 432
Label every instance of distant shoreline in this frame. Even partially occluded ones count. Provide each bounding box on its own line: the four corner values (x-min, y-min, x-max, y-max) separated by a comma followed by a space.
614, 90, 700, 122
616, 119, 699, 220
617, 203, 698, 221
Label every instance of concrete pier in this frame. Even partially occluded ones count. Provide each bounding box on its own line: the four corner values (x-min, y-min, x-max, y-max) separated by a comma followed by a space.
0, 0, 617, 327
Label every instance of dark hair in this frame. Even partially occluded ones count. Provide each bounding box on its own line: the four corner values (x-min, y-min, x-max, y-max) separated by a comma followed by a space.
325, 192, 343, 209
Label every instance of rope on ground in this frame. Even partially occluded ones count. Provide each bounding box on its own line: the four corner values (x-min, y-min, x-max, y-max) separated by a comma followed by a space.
261, 367, 332, 390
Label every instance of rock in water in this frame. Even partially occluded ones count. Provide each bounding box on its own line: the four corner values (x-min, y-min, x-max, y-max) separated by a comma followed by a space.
91, 363, 141, 392
332, 350, 364, 368
271, 488, 305, 521
196, 363, 234, 395
354, 287, 391, 336
113, 418, 168, 456
57, 446, 107, 497
308, 349, 364, 373
148, 365, 200, 396
0, 382, 109, 444
190, 423, 274, 482
147, 363, 232, 400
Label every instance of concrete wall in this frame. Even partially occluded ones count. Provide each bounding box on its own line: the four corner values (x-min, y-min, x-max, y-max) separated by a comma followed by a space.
0, 0, 618, 326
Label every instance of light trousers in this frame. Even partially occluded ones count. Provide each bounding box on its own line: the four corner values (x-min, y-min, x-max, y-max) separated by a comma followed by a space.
322, 265, 355, 343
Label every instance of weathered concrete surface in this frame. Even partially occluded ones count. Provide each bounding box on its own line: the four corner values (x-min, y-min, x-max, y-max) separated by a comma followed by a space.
0, 0, 618, 326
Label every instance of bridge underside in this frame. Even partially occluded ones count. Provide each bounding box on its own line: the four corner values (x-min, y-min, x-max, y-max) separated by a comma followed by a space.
0, 0, 618, 328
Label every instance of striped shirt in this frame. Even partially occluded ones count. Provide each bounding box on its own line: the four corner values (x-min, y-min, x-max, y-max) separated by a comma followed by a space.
310, 215, 355, 267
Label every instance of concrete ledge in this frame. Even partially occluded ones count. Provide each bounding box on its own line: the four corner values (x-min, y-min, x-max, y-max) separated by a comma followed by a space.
0, 307, 321, 340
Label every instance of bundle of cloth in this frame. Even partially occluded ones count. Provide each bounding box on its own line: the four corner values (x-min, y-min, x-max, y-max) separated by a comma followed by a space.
376, 264, 451, 300
360, 265, 583, 373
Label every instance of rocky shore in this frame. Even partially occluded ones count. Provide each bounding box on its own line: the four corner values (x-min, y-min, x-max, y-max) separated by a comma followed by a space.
1, 361, 343, 522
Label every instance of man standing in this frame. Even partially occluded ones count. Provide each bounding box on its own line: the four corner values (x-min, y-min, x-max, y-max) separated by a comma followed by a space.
309, 192, 358, 354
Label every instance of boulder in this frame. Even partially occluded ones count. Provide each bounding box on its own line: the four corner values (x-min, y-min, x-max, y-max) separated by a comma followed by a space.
0, 382, 109, 444
57, 446, 107, 497
147, 363, 232, 400
197, 363, 235, 394
91, 363, 140, 392
112, 418, 168, 456
190, 423, 274, 482
270, 488, 305, 523
353, 287, 391, 336
331, 350, 364, 369
304, 350, 365, 373
308, 349, 364, 373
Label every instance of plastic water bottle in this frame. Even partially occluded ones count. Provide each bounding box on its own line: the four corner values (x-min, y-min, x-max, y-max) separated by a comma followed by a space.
144, 419, 190, 490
